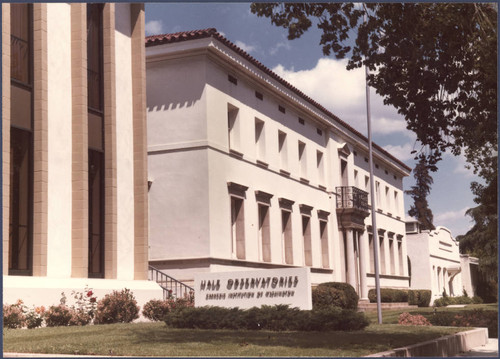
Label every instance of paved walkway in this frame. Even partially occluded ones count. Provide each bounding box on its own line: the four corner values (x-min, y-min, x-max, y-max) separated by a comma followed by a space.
454, 338, 498, 357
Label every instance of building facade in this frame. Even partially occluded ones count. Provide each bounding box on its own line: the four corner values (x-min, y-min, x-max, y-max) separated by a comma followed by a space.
146, 29, 412, 300
406, 219, 479, 301
2, 3, 162, 308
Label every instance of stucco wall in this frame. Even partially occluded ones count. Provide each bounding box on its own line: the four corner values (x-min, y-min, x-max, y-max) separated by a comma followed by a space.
47, 3, 72, 278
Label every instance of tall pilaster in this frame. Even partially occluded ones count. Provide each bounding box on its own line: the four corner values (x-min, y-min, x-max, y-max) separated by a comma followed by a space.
345, 229, 356, 289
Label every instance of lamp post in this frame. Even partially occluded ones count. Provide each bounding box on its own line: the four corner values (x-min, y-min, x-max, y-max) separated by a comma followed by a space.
364, 10, 383, 325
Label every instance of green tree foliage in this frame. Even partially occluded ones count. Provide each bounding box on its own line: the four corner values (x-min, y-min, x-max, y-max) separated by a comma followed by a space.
404, 157, 435, 230
251, 1, 497, 291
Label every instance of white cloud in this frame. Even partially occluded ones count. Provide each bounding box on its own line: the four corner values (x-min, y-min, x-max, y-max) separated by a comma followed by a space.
234, 40, 256, 54
145, 20, 163, 36
270, 40, 291, 55
272, 58, 411, 138
435, 207, 470, 223
382, 142, 415, 161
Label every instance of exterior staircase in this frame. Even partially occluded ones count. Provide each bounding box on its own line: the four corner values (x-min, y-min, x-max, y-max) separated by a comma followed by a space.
148, 265, 194, 300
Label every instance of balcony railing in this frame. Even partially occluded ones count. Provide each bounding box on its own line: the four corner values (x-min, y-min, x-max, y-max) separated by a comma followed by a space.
336, 186, 369, 212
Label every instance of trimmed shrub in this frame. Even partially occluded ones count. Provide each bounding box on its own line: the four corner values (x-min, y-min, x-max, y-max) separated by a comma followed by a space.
143, 296, 195, 322
398, 312, 432, 326
426, 309, 497, 338
433, 295, 481, 307
368, 288, 408, 303
45, 305, 72, 327
315, 282, 358, 310
408, 290, 432, 307
94, 288, 140, 324
164, 305, 370, 332
25, 306, 46, 329
3, 301, 26, 329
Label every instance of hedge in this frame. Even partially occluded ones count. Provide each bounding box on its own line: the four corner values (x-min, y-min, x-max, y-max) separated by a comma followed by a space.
408, 290, 432, 307
314, 282, 358, 310
368, 288, 408, 303
421, 309, 497, 338
433, 295, 483, 307
164, 305, 370, 331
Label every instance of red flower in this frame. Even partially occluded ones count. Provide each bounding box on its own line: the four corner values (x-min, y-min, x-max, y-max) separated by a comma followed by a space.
90, 297, 96, 303
87, 290, 93, 297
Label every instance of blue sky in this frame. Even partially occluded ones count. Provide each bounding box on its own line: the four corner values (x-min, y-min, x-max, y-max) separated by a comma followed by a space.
145, 2, 481, 238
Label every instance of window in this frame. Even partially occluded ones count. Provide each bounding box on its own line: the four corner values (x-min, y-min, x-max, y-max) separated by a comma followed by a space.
375, 181, 381, 208
10, 3, 33, 275
278, 130, 288, 170
354, 170, 359, 187
389, 237, 395, 274
255, 118, 265, 161
368, 235, 375, 273
398, 239, 404, 275
231, 197, 245, 259
298, 141, 306, 179
379, 235, 386, 274
228, 74, 237, 85
365, 175, 370, 203
255, 91, 263, 100
319, 220, 329, 268
394, 191, 400, 216
278, 105, 286, 114
298, 117, 305, 125
340, 159, 348, 186
316, 151, 324, 185
227, 103, 241, 152
258, 204, 271, 262
316, 128, 322, 136
281, 210, 293, 264
385, 186, 390, 212
302, 216, 312, 266
87, 3, 105, 278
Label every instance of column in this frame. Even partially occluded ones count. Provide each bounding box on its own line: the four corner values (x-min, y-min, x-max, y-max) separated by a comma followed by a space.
358, 230, 369, 300
345, 229, 356, 289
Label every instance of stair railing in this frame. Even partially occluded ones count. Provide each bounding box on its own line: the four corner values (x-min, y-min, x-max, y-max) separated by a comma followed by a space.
148, 265, 194, 300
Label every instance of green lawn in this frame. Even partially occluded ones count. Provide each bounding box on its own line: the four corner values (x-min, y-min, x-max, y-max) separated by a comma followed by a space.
3, 322, 468, 357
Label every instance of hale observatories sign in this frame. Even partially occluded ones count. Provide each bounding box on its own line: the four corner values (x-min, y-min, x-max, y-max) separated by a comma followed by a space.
194, 267, 312, 309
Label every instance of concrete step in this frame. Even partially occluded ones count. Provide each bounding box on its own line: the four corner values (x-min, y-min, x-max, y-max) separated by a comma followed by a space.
358, 302, 418, 311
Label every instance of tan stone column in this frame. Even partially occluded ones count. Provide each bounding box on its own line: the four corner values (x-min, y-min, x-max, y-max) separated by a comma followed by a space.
2, 3, 11, 274
131, 3, 148, 280
71, 3, 89, 278
32, 3, 48, 276
103, 3, 117, 279
358, 230, 369, 300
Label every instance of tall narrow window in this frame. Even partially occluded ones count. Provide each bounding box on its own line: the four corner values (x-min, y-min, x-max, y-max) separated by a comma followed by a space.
319, 220, 329, 268
281, 210, 293, 264
368, 235, 375, 273
365, 176, 370, 204
340, 159, 348, 186
278, 130, 288, 170
389, 238, 395, 274
316, 151, 324, 185
385, 186, 390, 212
255, 118, 265, 161
231, 197, 245, 259
397, 237, 404, 275
379, 235, 386, 274
375, 181, 381, 208
354, 170, 359, 187
298, 141, 307, 179
394, 191, 400, 216
10, 3, 33, 275
302, 216, 312, 266
87, 3, 105, 278
227, 103, 240, 152
258, 204, 271, 262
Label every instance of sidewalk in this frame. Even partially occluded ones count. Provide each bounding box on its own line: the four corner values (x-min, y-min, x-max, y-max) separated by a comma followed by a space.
454, 338, 498, 357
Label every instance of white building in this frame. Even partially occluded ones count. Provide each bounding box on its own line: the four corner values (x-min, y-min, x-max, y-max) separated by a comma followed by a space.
146, 29, 412, 300
406, 219, 479, 300
2, 3, 162, 308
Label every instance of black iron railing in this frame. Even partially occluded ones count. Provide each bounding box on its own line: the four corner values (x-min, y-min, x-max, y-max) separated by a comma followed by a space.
336, 186, 369, 211
148, 265, 194, 300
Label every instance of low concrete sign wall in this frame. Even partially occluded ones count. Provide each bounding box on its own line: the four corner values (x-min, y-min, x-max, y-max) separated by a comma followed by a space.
194, 267, 312, 309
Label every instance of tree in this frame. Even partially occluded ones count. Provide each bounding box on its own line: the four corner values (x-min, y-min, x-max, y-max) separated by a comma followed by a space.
251, 2, 497, 289
250, 3, 497, 176
404, 157, 435, 230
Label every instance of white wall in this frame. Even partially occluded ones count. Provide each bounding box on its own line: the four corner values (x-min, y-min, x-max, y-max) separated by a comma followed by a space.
47, 3, 72, 278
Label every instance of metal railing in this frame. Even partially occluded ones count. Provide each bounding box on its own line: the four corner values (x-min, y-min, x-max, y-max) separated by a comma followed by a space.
148, 265, 194, 300
336, 186, 369, 211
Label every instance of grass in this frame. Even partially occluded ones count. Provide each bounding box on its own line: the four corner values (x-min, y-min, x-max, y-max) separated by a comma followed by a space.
3, 322, 468, 357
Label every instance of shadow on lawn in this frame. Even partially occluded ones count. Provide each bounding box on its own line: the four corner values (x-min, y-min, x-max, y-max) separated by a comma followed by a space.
126, 324, 457, 351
